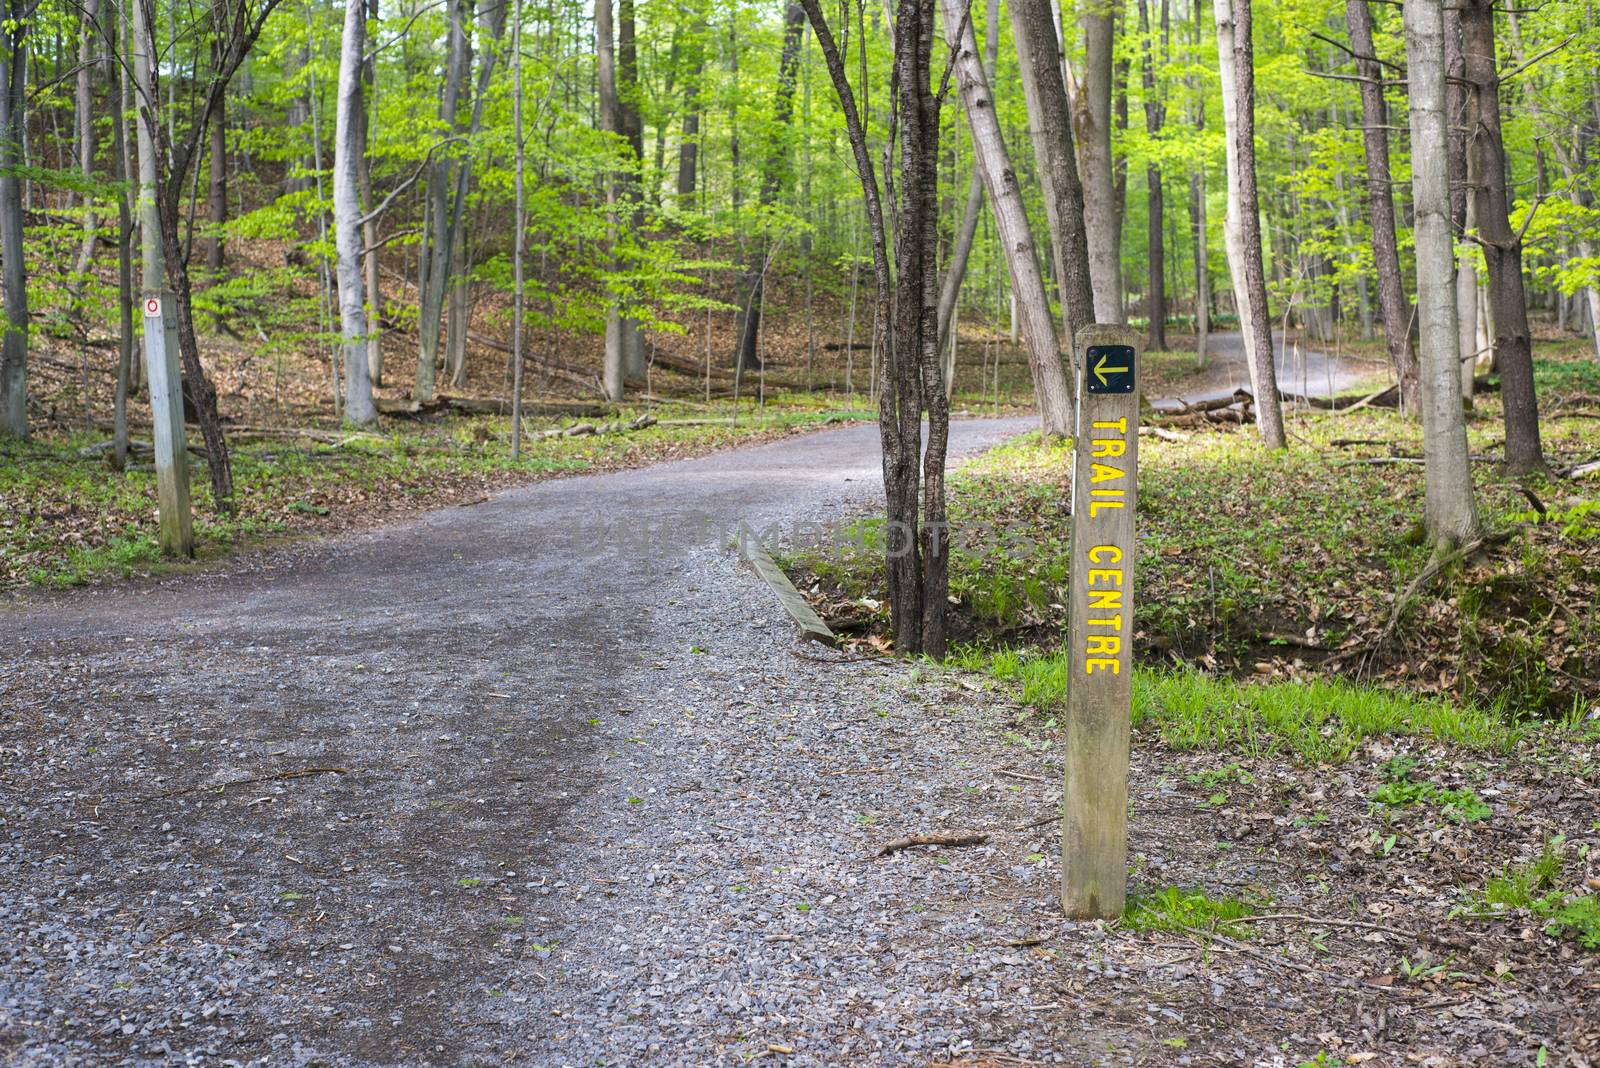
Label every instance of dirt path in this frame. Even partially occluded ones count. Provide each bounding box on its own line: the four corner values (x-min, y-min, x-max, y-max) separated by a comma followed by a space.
0, 418, 1034, 1066
1148, 330, 1375, 412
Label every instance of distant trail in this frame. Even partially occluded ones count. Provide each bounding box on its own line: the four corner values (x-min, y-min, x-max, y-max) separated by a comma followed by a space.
1147, 330, 1377, 412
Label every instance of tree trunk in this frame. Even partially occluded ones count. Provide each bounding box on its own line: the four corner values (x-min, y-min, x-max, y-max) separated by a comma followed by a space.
359, 0, 381, 384
334, 0, 376, 425
1220, 0, 1284, 448
1212, 0, 1252, 357
130, 0, 193, 551
1502, 9, 1600, 363
0, 3, 28, 438
943, 0, 1074, 436
1139, 0, 1166, 352
73, 0, 99, 279
934, 0, 998, 358
596, 0, 626, 400
110, 5, 133, 470
510, 0, 527, 457
801, 0, 947, 657
675, 15, 704, 206
205, 19, 226, 275
1078, 5, 1121, 321
1346, 0, 1417, 411
1403, 0, 1481, 548
1190, 167, 1208, 365
416, 0, 470, 403
733, 2, 806, 375
616, 0, 646, 381
1012, 0, 1095, 353
1460, 0, 1544, 473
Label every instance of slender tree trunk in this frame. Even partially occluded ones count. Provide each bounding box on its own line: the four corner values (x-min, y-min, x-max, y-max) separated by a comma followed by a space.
110, 2, 132, 470
1404, 0, 1480, 548
0, 1, 29, 438
801, 0, 947, 656
1222, 0, 1286, 447
445, 0, 509, 386
1443, 7, 1476, 403
1460, 0, 1543, 473
596, 0, 625, 401
935, 0, 998, 358
942, 0, 1074, 436
1112, 45, 1129, 317
130, 0, 193, 549
1502, 10, 1600, 362
733, 2, 805, 374
675, 14, 704, 206
205, 24, 226, 274
284, 46, 311, 198
1012, 0, 1095, 353
1079, 1, 1121, 321
1346, 0, 1417, 411
416, 0, 470, 403
1139, 0, 1166, 351
1191, 167, 1208, 365
616, 0, 646, 381
359, 0, 381, 384
1457, 188, 1480, 398
334, 0, 375, 425
1212, 0, 1252, 351
73, 0, 99, 279
510, 0, 526, 457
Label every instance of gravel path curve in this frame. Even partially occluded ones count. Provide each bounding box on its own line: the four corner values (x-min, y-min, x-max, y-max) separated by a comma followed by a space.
1148, 330, 1373, 411
3, 416, 1159, 1067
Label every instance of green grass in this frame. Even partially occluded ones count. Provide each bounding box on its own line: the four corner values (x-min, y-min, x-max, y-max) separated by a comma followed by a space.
949, 649, 1525, 764
1121, 886, 1258, 938
1460, 837, 1600, 951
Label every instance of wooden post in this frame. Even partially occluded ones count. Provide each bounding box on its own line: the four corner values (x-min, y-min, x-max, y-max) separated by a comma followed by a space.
1062, 323, 1140, 919
141, 291, 194, 557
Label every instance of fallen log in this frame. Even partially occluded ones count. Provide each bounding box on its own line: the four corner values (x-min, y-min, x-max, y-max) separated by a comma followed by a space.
534, 413, 658, 440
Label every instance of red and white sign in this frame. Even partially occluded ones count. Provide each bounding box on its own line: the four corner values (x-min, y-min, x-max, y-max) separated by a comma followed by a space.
144, 297, 161, 317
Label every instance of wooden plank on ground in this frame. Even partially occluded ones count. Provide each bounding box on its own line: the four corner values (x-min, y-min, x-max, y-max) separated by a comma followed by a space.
733, 523, 836, 645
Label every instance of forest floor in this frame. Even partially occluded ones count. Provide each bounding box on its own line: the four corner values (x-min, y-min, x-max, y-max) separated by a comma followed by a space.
1, 369, 1597, 1066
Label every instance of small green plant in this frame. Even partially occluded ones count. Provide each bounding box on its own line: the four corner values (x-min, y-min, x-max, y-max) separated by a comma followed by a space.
1187, 763, 1254, 789
1121, 886, 1257, 938
1369, 759, 1491, 823
1459, 837, 1600, 950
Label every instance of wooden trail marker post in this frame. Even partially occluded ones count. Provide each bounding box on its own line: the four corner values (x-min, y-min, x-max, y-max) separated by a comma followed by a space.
141, 291, 194, 557
1062, 323, 1140, 919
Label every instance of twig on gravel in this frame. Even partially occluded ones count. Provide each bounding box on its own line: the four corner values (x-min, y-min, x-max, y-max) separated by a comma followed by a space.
1232, 912, 1472, 950
876, 831, 988, 857
147, 766, 350, 799
1202, 932, 1362, 988
1230, 912, 1416, 939
995, 768, 1050, 784
1010, 812, 1059, 832
787, 647, 893, 667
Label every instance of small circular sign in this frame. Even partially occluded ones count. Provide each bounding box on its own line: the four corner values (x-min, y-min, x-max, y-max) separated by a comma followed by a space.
144, 297, 161, 317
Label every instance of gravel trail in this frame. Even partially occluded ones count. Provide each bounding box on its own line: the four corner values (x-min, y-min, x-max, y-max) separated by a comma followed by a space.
1147, 330, 1373, 412
2, 417, 1141, 1067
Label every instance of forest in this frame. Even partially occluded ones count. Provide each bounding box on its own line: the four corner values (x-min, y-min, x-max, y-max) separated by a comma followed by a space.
0, 0, 1596, 576
1, 0, 1599, 1063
